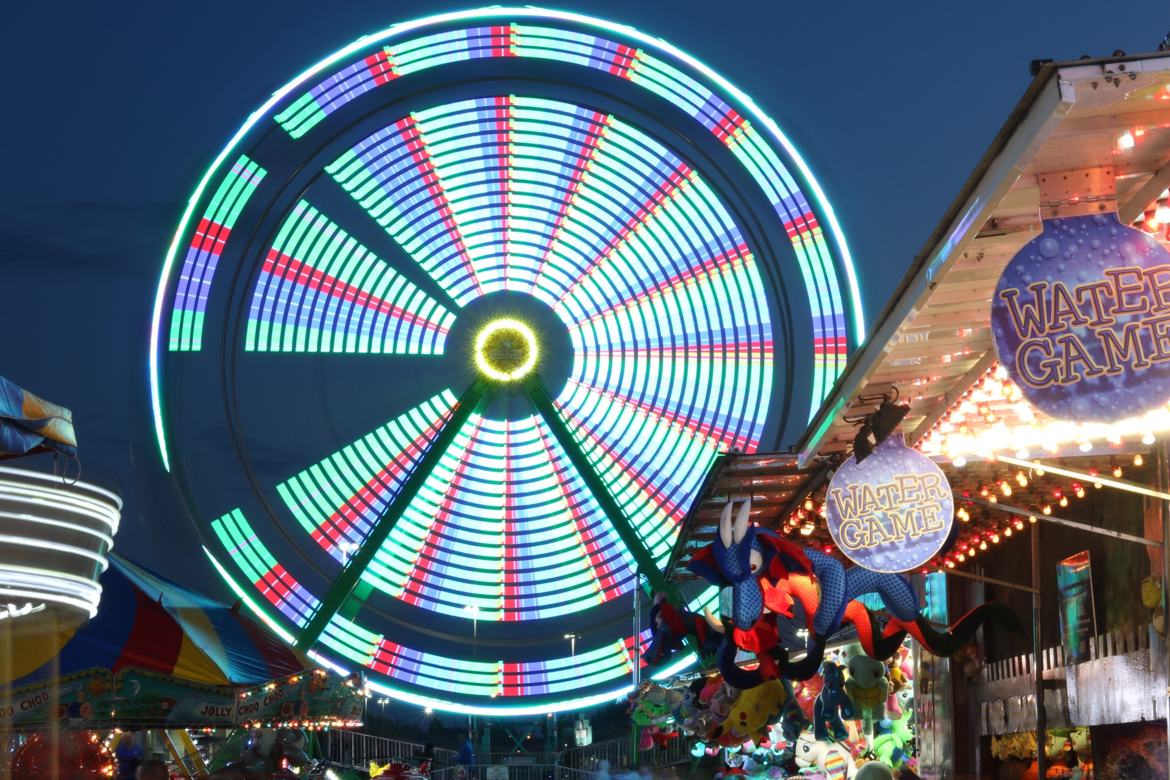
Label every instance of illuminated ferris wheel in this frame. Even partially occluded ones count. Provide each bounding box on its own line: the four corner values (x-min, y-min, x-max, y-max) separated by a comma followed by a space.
150, 7, 862, 713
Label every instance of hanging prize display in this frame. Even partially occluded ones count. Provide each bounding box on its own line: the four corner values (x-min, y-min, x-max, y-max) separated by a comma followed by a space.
991, 211, 1170, 423
825, 434, 953, 573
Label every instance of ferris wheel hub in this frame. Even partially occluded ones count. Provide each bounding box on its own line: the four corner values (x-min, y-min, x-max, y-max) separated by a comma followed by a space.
474, 318, 539, 382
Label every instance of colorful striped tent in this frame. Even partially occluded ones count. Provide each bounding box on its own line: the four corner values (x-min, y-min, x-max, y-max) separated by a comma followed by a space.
0, 557, 369, 730
3, 555, 311, 687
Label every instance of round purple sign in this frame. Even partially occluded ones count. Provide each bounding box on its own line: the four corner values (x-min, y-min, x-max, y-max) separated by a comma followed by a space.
991, 213, 1170, 423
826, 434, 953, 573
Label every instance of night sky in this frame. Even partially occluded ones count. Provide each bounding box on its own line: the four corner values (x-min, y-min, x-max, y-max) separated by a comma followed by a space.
2, 0, 1167, 589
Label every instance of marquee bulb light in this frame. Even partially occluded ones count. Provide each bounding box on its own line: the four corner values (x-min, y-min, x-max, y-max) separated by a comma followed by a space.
1112, 466, 1124, 478
1059, 496, 1068, 508
1134, 453, 1144, 466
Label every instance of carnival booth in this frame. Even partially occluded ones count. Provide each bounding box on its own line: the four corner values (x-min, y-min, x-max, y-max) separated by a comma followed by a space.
637, 49, 1170, 780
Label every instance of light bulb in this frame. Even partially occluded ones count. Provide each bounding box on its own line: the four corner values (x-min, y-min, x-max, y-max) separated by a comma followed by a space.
1134, 453, 1144, 466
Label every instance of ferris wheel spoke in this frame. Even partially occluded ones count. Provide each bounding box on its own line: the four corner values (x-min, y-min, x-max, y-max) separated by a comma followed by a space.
295, 379, 486, 649
524, 377, 677, 600
327, 112, 491, 307
537, 115, 695, 305
245, 199, 458, 356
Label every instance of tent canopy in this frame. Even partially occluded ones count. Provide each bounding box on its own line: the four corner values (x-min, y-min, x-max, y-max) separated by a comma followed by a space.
5, 554, 311, 686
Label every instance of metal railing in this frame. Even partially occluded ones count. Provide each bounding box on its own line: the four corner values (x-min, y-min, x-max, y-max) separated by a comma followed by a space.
324, 731, 692, 776
432, 764, 597, 780
560, 738, 692, 771
323, 729, 457, 769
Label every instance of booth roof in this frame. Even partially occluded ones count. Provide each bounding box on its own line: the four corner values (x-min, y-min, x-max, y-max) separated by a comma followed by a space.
796, 51, 1170, 466
668, 50, 1170, 567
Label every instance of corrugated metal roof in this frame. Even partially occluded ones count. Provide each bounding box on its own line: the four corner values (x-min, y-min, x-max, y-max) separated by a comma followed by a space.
797, 52, 1170, 465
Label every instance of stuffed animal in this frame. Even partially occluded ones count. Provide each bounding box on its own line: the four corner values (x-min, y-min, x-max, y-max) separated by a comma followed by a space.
814, 661, 856, 742
794, 674, 823, 721
885, 659, 906, 718
869, 719, 908, 769
717, 678, 792, 741
709, 681, 738, 722
629, 684, 682, 726
794, 734, 856, 779
1142, 575, 1165, 635
845, 655, 889, 736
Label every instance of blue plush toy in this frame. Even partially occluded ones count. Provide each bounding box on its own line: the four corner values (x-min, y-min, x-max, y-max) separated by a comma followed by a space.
813, 661, 855, 742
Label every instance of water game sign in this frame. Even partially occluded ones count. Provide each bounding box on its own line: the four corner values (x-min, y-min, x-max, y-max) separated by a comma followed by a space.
991, 213, 1170, 423
826, 434, 953, 573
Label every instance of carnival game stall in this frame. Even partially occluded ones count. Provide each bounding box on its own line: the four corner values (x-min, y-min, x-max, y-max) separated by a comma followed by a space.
636, 49, 1170, 780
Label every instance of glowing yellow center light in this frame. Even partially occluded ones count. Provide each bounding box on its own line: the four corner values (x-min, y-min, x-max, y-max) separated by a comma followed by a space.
475, 319, 538, 381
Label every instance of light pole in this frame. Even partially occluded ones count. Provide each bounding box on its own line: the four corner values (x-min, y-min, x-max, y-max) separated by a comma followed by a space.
464, 605, 480, 740
563, 632, 579, 657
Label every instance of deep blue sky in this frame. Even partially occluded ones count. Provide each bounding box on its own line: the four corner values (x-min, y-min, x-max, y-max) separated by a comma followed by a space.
2, 0, 1167, 579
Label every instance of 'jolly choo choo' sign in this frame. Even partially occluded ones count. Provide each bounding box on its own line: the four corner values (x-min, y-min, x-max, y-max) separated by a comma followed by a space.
825, 434, 953, 573
991, 213, 1170, 423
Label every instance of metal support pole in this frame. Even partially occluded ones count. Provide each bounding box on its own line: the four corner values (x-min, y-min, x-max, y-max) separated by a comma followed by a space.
1157, 438, 1170, 755
1031, 523, 1047, 778
936, 566, 1037, 593
631, 574, 642, 770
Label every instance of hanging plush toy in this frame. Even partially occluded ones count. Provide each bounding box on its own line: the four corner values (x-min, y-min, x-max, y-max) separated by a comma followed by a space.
869, 719, 908, 769
716, 678, 793, 742
629, 683, 682, 727
1141, 575, 1165, 635
814, 661, 856, 742
885, 659, 906, 718
687, 500, 1023, 689
845, 655, 889, 736
794, 734, 856, 780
